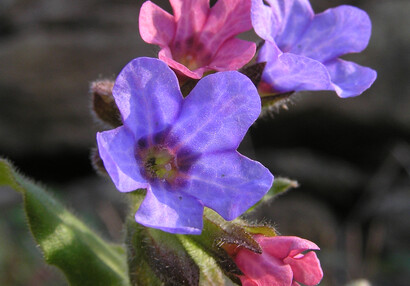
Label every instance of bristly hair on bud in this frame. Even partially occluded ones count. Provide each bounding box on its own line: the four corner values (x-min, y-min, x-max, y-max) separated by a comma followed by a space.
90, 147, 108, 176
126, 218, 200, 286
90, 79, 122, 128
260, 91, 299, 118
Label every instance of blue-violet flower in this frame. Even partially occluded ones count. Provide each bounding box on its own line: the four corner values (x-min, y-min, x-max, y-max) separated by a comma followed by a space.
251, 0, 377, 98
97, 57, 273, 234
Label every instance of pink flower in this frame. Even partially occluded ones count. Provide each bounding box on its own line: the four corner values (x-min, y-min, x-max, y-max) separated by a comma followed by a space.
233, 235, 323, 286
139, 0, 256, 79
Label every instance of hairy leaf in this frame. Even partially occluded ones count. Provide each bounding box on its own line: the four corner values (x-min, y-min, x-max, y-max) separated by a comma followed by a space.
0, 159, 129, 286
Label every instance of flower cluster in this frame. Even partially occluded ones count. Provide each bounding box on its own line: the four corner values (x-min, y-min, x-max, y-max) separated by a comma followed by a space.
94, 0, 377, 285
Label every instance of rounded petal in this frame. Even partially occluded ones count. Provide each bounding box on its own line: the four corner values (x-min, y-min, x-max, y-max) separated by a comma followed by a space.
236, 249, 293, 286
112, 58, 183, 140
251, 0, 278, 42
269, 0, 314, 51
325, 59, 377, 98
199, 0, 253, 51
183, 151, 273, 220
135, 183, 204, 234
207, 38, 256, 71
252, 0, 313, 47
97, 127, 149, 192
289, 5, 372, 62
259, 41, 332, 93
139, 1, 175, 46
284, 251, 323, 285
167, 71, 261, 154
256, 235, 320, 260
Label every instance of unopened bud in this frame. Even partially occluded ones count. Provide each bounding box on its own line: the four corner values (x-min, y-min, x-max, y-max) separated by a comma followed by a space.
180, 78, 199, 98
90, 79, 122, 127
240, 62, 266, 88
90, 147, 108, 176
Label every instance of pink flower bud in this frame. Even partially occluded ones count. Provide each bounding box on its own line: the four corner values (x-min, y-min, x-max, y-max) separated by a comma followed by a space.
232, 235, 323, 286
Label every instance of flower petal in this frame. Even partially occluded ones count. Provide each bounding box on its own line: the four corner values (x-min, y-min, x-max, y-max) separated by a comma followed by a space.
135, 183, 204, 234
112, 58, 183, 140
259, 41, 332, 93
169, 0, 208, 55
268, 0, 314, 51
207, 38, 256, 71
256, 236, 320, 260
139, 1, 175, 46
325, 58, 377, 98
251, 0, 277, 42
236, 249, 293, 286
199, 0, 253, 51
97, 127, 149, 192
239, 276, 258, 286
167, 71, 261, 153
183, 151, 273, 220
289, 5, 372, 62
284, 251, 323, 285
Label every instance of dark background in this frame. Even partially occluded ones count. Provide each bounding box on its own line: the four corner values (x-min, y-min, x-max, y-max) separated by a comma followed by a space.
0, 0, 409, 285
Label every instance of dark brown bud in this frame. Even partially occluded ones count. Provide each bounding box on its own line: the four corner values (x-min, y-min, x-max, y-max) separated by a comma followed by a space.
90, 79, 122, 127
90, 147, 108, 176
239, 62, 266, 88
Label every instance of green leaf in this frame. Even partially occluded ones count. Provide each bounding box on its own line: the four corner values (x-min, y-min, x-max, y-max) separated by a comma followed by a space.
0, 158, 129, 286
246, 177, 298, 213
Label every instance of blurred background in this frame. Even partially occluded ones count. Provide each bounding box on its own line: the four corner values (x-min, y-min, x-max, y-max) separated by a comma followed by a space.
0, 0, 409, 285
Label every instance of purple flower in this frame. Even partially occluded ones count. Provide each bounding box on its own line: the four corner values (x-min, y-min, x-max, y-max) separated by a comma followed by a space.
251, 0, 377, 98
97, 57, 273, 234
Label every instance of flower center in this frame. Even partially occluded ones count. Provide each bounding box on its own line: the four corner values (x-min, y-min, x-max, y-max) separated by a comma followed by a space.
180, 53, 201, 71
140, 146, 178, 182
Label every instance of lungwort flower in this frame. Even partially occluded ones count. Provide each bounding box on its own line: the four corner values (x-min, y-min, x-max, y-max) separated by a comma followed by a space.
139, 0, 256, 79
251, 0, 377, 98
97, 57, 273, 234
233, 235, 323, 286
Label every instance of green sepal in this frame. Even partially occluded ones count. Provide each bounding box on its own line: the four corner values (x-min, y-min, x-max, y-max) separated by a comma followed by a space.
126, 219, 199, 286
247, 177, 298, 213
177, 235, 229, 286
0, 158, 129, 286
260, 91, 294, 109
203, 209, 261, 254
185, 209, 262, 284
242, 225, 277, 237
